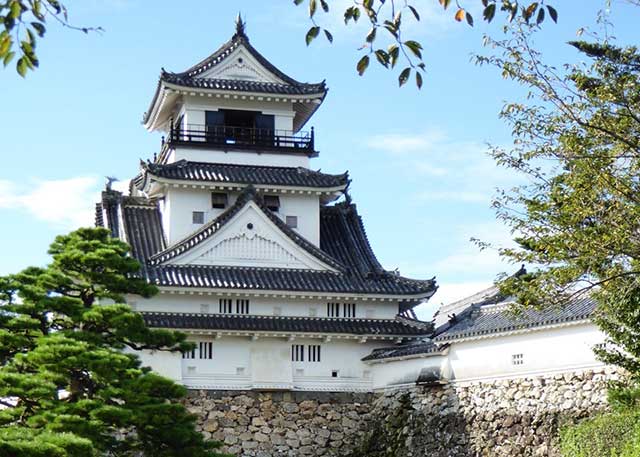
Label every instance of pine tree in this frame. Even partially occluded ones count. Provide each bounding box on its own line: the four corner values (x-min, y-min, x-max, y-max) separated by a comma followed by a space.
0, 227, 224, 457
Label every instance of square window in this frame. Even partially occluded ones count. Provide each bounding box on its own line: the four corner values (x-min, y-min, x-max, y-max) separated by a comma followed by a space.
192, 211, 205, 224
211, 192, 228, 209
236, 367, 246, 375
263, 195, 280, 212
286, 215, 298, 228
331, 370, 339, 378
512, 353, 524, 366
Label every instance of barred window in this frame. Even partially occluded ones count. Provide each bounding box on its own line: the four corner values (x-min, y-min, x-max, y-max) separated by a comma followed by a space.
512, 353, 524, 366
192, 211, 205, 224
327, 302, 340, 317
343, 303, 356, 318
308, 345, 321, 362
199, 341, 213, 359
219, 298, 233, 313
236, 299, 249, 314
292, 344, 305, 362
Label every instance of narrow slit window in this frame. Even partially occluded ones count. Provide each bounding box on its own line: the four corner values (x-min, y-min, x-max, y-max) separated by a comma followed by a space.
236, 299, 249, 314
263, 195, 280, 212
198, 341, 213, 359
308, 345, 321, 362
343, 303, 356, 318
292, 344, 305, 362
182, 348, 196, 359
327, 302, 340, 317
211, 192, 228, 209
219, 298, 233, 313
192, 211, 205, 224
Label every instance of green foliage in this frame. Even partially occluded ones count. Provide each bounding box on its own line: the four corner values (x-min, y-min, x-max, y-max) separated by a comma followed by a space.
0, 0, 101, 77
560, 411, 640, 457
476, 20, 640, 457
294, 0, 558, 88
0, 227, 224, 457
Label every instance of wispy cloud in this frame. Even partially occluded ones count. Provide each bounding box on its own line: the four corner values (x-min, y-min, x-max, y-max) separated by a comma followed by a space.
367, 127, 518, 204
0, 177, 128, 230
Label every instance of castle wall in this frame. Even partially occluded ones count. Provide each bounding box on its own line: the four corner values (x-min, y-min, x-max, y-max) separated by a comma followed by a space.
186, 367, 620, 457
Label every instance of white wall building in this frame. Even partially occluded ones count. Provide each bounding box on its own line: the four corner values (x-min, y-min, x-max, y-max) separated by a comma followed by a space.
97, 18, 606, 394
97, 18, 437, 393
364, 285, 606, 390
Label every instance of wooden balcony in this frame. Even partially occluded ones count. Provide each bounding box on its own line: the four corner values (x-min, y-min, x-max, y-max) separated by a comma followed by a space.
166, 124, 317, 156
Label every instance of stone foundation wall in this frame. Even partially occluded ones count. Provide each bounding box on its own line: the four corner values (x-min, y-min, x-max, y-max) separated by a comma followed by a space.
353, 367, 621, 457
186, 367, 620, 457
185, 390, 374, 457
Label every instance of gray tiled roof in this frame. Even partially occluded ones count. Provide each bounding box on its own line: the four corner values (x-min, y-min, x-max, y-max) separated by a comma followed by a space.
144, 264, 436, 296
141, 312, 432, 337
434, 295, 596, 342
160, 74, 326, 96
137, 160, 349, 189
362, 340, 447, 361
96, 189, 436, 298
143, 28, 327, 125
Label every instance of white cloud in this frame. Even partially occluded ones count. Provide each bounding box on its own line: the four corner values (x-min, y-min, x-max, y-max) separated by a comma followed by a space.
367, 128, 519, 204
0, 177, 102, 229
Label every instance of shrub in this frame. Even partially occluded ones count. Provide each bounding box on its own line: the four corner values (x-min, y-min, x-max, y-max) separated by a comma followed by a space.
560, 410, 640, 457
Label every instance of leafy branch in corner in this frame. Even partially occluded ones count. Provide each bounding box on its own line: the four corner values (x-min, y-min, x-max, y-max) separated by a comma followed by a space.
0, 0, 102, 77
294, 0, 558, 89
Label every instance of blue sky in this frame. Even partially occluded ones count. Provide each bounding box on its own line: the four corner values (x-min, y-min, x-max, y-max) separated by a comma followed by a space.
1, 1, 637, 319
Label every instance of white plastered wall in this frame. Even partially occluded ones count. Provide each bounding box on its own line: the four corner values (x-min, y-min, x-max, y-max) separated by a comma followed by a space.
163, 188, 320, 247
135, 292, 401, 320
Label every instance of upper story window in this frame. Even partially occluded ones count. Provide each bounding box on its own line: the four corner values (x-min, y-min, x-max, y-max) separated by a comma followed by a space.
204, 110, 275, 144
291, 345, 321, 363
286, 215, 298, 228
211, 192, 228, 209
263, 195, 280, 212
512, 353, 524, 366
219, 299, 233, 313
343, 303, 356, 318
327, 302, 340, 318
182, 341, 213, 360
236, 299, 249, 314
219, 298, 249, 314
192, 211, 205, 224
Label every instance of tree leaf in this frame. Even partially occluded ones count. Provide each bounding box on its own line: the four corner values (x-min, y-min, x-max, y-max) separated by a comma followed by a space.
466, 12, 474, 27
536, 7, 545, 25
16, 57, 27, 77
404, 40, 422, 59
375, 49, 389, 67
324, 29, 333, 43
398, 67, 411, 86
547, 5, 558, 23
305, 26, 320, 46
309, 0, 317, 17
483, 4, 496, 22
357, 54, 370, 76
388, 44, 399, 68
366, 27, 377, 43
439, 0, 452, 10
415, 71, 423, 89
319, 0, 329, 13
3, 51, 15, 67
454, 9, 465, 22
408, 5, 420, 21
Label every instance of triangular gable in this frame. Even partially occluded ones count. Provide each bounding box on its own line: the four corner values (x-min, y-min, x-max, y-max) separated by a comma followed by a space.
148, 187, 344, 272
196, 45, 285, 84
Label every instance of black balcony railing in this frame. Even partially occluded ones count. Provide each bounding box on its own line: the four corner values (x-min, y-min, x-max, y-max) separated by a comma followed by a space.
167, 124, 315, 154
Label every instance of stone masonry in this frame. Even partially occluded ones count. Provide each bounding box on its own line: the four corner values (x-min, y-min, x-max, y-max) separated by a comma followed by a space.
186, 367, 621, 457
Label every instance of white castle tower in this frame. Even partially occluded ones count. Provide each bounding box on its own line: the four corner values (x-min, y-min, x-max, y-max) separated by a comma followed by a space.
96, 17, 436, 392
